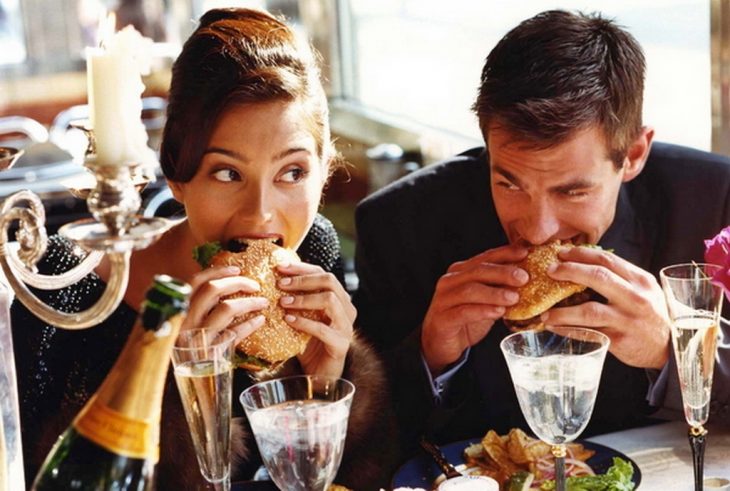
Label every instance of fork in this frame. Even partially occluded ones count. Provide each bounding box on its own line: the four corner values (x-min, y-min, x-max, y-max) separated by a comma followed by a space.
419, 436, 462, 480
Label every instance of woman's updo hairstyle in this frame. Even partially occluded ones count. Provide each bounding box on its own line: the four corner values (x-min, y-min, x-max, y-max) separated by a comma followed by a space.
159, 8, 331, 182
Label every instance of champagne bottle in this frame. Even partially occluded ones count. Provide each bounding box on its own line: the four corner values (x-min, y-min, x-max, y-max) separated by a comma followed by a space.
32, 274, 192, 491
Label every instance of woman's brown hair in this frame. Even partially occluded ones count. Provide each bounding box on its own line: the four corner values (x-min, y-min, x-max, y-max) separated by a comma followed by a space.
159, 8, 331, 182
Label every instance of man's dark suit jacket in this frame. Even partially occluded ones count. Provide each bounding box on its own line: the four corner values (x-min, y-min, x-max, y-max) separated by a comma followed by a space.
353, 142, 730, 457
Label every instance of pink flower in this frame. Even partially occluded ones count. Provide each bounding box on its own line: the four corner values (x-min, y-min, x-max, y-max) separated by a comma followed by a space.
704, 225, 730, 301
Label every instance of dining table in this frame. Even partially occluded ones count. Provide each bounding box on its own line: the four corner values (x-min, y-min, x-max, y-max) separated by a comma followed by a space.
230, 419, 730, 490
586, 420, 730, 490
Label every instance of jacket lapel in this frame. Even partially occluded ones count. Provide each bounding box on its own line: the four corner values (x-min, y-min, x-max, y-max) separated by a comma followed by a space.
599, 184, 658, 274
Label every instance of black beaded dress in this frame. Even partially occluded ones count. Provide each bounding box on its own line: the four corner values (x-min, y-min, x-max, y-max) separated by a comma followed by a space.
11, 214, 371, 489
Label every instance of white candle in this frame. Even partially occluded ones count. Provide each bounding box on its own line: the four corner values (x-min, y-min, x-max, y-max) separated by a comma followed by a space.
86, 23, 156, 167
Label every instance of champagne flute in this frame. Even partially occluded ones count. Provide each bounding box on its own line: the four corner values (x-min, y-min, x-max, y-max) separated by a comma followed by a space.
500, 328, 609, 491
171, 328, 236, 491
240, 375, 355, 491
660, 263, 724, 491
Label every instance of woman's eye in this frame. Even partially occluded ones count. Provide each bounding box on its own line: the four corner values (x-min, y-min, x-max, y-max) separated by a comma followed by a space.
211, 168, 240, 182
280, 167, 308, 183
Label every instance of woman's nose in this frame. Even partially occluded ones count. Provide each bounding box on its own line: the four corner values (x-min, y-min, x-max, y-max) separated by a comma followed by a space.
237, 186, 273, 223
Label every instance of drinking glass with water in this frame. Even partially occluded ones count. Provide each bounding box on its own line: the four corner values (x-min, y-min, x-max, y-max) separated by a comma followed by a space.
240, 375, 355, 491
501, 327, 610, 491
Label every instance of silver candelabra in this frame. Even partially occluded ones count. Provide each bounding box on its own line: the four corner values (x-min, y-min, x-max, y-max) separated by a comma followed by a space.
0, 129, 170, 491
0, 130, 169, 328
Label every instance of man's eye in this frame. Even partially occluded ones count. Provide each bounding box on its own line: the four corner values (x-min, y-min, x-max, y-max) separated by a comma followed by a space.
280, 167, 308, 183
496, 180, 520, 191
563, 189, 588, 198
212, 168, 240, 182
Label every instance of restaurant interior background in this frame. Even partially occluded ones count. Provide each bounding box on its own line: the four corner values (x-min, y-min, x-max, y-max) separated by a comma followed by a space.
0, 0, 728, 291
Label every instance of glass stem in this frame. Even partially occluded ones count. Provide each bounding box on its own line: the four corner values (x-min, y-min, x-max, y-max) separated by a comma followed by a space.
208, 478, 230, 491
689, 425, 707, 491
551, 443, 567, 491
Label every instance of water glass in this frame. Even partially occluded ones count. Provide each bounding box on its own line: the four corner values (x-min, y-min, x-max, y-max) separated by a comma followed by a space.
240, 375, 355, 491
501, 328, 609, 491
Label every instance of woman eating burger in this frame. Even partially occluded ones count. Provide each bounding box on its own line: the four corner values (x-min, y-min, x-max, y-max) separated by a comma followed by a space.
12, 8, 397, 489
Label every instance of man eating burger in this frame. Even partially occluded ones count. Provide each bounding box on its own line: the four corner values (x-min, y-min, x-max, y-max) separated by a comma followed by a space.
353, 9, 730, 459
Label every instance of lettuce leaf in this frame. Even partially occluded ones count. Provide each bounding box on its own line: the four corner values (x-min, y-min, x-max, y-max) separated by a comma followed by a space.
539, 458, 635, 491
192, 241, 223, 268
233, 351, 270, 371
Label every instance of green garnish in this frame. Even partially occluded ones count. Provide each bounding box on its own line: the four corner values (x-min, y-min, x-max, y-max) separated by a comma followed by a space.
539, 457, 635, 491
192, 241, 223, 268
508, 470, 535, 491
233, 351, 270, 370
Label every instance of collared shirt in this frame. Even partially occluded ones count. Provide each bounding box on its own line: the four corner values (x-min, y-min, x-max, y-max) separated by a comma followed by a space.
421, 347, 471, 403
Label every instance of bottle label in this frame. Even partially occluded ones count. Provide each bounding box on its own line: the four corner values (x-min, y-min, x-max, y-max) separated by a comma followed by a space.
73, 396, 159, 462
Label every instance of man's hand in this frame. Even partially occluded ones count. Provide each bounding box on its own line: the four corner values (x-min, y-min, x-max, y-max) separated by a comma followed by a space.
421, 245, 528, 375
544, 246, 671, 370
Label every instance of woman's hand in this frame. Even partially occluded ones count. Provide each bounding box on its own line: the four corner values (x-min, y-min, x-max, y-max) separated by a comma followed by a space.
182, 265, 269, 344
277, 261, 356, 378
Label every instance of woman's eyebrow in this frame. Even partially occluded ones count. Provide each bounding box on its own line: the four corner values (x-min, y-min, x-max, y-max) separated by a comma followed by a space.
202, 147, 247, 161
201, 147, 311, 162
273, 147, 311, 161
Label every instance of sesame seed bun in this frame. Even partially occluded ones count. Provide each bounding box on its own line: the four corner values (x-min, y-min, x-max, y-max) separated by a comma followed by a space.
503, 241, 587, 330
209, 238, 324, 370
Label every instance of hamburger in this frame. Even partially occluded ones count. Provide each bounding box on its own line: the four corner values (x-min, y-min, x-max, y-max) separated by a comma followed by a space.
503, 241, 593, 331
193, 238, 324, 371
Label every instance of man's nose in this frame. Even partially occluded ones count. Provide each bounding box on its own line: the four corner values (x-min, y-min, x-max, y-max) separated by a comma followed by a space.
520, 200, 560, 245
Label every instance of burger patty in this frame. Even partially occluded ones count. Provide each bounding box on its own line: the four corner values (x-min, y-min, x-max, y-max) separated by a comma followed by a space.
504, 289, 600, 331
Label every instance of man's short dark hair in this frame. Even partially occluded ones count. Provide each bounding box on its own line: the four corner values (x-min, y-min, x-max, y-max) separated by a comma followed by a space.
472, 10, 645, 167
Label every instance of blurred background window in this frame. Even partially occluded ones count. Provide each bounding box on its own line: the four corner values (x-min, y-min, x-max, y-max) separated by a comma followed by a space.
0, 0, 26, 66
338, 0, 712, 153
0, 0, 721, 153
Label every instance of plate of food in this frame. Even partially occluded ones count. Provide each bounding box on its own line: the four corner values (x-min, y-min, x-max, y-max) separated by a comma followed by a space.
392, 428, 641, 490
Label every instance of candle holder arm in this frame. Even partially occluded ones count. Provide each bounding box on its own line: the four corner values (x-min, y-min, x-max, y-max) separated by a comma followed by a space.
0, 251, 129, 329
0, 191, 130, 329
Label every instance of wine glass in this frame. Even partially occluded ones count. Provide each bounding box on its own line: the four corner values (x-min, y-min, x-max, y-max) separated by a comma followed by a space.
239, 375, 355, 491
660, 263, 724, 491
500, 328, 610, 491
171, 328, 236, 491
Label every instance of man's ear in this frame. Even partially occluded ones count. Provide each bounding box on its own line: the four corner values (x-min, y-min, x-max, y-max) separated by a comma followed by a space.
622, 126, 654, 182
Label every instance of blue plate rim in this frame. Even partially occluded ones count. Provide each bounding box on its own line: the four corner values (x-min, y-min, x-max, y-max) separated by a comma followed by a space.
391, 438, 642, 489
